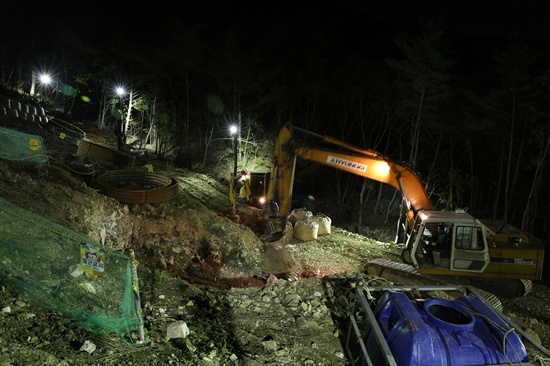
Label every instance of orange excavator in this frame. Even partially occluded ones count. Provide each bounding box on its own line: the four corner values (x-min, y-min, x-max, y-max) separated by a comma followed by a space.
263, 122, 544, 296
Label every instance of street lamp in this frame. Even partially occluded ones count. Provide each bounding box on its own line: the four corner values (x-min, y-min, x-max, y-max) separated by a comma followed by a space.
116, 87, 125, 96
228, 125, 240, 210
39, 73, 52, 86
115, 87, 126, 151
230, 125, 238, 178
31, 72, 53, 96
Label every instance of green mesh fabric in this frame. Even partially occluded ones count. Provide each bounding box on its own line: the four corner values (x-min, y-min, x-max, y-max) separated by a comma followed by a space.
0, 126, 49, 164
0, 197, 139, 339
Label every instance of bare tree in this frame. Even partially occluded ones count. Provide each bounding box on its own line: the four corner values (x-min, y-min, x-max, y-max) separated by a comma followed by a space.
487, 38, 542, 223
522, 121, 550, 231
387, 21, 453, 173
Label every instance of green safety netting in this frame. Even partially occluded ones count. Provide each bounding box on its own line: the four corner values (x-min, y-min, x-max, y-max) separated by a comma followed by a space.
0, 197, 140, 340
0, 126, 49, 165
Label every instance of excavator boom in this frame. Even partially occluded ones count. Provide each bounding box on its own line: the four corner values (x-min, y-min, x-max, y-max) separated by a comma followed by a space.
266, 122, 432, 223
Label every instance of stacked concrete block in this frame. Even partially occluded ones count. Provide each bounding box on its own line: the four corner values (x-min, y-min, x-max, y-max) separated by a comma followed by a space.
20, 103, 29, 114
0, 95, 48, 124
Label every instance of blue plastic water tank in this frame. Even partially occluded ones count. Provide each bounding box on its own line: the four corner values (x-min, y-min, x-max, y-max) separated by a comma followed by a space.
364, 291, 528, 366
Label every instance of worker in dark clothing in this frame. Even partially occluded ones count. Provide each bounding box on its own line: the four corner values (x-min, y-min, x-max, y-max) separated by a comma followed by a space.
433, 224, 448, 248
425, 223, 448, 264
302, 195, 315, 212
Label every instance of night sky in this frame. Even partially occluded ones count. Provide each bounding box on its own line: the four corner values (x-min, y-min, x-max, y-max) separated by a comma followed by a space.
4, 0, 550, 58
342, 0, 550, 39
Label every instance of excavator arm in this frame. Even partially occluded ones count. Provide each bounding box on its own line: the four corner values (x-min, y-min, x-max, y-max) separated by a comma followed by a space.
266, 122, 432, 225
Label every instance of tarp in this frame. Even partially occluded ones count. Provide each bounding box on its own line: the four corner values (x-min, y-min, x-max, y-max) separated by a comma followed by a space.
0, 197, 139, 339
0, 126, 48, 164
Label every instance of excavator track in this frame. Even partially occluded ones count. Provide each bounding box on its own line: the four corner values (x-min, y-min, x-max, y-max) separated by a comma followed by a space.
367, 258, 506, 311
388, 248, 533, 298
470, 277, 532, 298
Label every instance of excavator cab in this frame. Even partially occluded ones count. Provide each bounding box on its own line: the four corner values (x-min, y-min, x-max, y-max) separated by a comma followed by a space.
248, 172, 270, 208
229, 171, 270, 208
404, 210, 491, 275
402, 210, 544, 296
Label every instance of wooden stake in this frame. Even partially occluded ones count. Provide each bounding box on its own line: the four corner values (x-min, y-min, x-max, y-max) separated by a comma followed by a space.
129, 249, 145, 342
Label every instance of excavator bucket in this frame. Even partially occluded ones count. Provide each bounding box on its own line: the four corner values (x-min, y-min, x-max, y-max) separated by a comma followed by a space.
262, 236, 294, 277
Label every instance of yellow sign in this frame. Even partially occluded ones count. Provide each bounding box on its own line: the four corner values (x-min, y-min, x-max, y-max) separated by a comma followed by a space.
29, 139, 39, 151
80, 242, 107, 276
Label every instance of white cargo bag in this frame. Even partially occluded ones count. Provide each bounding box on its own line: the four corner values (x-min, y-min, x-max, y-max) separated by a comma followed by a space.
289, 208, 313, 224
294, 220, 319, 241
312, 213, 331, 235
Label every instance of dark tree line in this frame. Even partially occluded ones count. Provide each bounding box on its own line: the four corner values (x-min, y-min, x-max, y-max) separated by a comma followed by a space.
1, 4, 549, 242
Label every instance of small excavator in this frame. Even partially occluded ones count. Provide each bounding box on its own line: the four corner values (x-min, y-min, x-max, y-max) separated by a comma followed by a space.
256, 122, 544, 297
229, 171, 270, 209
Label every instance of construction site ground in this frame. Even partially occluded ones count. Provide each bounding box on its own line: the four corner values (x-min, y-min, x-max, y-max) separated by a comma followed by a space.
1, 121, 550, 365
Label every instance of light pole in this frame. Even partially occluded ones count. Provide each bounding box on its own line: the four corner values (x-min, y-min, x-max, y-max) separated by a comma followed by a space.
229, 124, 239, 211
230, 125, 238, 178
115, 87, 125, 151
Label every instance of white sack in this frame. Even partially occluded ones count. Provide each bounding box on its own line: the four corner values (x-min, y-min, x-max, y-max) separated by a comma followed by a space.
312, 213, 332, 235
294, 220, 319, 241
289, 208, 313, 224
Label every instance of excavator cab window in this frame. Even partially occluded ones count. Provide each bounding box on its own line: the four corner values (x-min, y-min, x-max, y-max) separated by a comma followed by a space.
475, 227, 485, 250
454, 226, 484, 251
411, 218, 428, 246
424, 223, 449, 246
